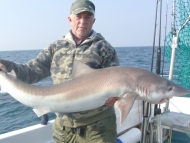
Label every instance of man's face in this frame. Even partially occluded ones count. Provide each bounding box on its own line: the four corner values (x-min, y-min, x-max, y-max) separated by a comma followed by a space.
68, 11, 95, 40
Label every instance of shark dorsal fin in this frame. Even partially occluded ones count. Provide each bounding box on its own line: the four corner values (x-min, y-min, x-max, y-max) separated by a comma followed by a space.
8, 70, 17, 79
70, 61, 94, 78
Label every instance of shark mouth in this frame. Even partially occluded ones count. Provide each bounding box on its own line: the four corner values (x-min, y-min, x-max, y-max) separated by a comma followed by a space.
159, 97, 169, 103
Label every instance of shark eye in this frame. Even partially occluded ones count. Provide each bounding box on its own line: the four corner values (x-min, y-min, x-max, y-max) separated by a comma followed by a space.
168, 86, 173, 91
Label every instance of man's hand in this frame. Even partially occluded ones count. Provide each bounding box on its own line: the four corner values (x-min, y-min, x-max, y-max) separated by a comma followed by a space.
0, 62, 8, 72
105, 97, 120, 106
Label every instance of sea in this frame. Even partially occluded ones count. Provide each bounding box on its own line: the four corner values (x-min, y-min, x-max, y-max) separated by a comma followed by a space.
2, 46, 188, 143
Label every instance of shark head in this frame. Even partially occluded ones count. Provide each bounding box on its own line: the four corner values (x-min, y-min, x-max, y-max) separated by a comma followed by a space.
146, 78, 189, 104
151, 79, 190, 104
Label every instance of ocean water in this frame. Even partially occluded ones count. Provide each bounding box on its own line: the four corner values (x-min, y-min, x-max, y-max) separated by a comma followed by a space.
0, 46, 170, 134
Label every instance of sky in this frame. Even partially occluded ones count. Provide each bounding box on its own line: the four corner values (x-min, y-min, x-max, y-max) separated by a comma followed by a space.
0, 0, 172, 51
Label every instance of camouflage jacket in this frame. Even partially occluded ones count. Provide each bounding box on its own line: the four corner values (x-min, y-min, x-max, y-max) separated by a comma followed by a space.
0, 30, 119, 127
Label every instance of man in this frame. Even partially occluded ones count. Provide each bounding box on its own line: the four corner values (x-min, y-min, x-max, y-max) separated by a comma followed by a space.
0, 0, 120, 142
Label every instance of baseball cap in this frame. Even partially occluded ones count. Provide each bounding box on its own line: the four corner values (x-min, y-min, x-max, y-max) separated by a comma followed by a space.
70, 0, 95, 15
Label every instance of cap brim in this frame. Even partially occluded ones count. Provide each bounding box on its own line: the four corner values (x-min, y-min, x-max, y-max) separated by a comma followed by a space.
72, 7, 94, 15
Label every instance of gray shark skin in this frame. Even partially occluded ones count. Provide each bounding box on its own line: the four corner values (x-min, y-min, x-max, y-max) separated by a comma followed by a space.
0, 61, 189, 124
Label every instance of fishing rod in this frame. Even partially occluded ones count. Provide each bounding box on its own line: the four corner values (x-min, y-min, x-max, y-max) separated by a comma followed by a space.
161, 0, 168, 77
142, 0, 168, 142
141, 0, 163, 142
150, 0, 159, 72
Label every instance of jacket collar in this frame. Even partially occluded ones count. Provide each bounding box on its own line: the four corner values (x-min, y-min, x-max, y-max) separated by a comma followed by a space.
64, 30, 97, 46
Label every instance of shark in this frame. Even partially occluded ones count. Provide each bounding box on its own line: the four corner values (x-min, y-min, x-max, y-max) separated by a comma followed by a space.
0, 61, 189, 124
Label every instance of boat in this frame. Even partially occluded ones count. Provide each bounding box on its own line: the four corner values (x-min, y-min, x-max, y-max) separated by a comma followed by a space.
1, 0, 190, 142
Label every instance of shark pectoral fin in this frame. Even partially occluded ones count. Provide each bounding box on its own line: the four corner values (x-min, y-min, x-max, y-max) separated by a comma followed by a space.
114, 93, 138, 126
33, 109, 50, 117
